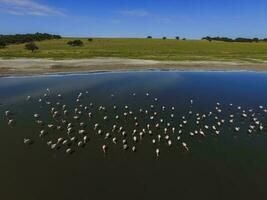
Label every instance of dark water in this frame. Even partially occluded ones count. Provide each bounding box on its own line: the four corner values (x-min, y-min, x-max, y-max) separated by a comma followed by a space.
0, 71, 267, 200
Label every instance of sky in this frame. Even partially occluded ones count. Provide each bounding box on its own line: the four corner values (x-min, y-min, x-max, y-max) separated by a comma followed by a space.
0, 0, 267, 39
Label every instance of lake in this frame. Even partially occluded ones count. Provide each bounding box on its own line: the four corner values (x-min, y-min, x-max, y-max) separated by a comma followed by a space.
0, 71, 267, 200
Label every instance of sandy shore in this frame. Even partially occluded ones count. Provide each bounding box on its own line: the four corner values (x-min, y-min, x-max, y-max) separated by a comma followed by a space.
1, 57, 267, 76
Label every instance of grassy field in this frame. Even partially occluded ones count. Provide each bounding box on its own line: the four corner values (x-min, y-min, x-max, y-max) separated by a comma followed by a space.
1, 38, 267, 62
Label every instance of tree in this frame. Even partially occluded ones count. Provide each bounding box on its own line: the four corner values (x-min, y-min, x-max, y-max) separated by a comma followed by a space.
200, 36, 264, 43
0, 41, 6, 48
25, 42, 39, 52
162, 37, 167, 40
147, 36, 152, 39
88, 38, 93, 42
175, 36, 180, 40
253, 38, 259, 43
202, 36, 212, 42
67, 40, 84, 46
235, 38, 249, 42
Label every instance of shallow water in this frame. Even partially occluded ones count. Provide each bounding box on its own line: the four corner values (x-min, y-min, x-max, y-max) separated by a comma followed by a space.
1, 71, 267, 200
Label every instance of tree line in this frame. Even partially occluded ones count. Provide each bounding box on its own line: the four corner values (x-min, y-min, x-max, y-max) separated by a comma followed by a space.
147, 36, 186, 40
202, 36, 267, 43
0, 33, 61, 48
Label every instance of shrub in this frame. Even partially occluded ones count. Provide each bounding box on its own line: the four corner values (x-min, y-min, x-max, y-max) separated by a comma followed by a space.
25, 42, 39, 52
252, 38, 259, 43
67, 40, 84, 46
0, 41, 6, 48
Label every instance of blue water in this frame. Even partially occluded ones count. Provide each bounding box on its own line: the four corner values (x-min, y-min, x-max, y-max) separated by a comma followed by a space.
0, 71, 267, 200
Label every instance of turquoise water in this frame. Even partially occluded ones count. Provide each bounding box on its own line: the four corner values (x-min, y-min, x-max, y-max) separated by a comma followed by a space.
0, 71, 267, 199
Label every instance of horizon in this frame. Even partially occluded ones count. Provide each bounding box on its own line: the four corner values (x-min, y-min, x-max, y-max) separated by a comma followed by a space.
0, 0, 267, 39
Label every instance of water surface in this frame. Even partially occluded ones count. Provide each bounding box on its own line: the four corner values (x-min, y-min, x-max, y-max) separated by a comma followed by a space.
0, 71, 267, 200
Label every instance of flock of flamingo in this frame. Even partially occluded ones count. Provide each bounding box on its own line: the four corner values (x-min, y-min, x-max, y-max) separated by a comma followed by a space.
3, 88, 267, 157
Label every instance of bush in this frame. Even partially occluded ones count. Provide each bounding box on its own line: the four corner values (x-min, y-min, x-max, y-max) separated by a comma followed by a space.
88, 38, 93, 42
25, 42, 39, 52
253, 38, 259, 42
147, 36, 152, 39
175, 36, 180, 40
67, 40, 84, 46
162, 37, 167, 40
202, 36, 212, 42
0, 41, 6, 48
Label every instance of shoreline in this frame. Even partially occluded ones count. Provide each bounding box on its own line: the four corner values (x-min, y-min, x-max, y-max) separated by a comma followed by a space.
1, 57, 267, 76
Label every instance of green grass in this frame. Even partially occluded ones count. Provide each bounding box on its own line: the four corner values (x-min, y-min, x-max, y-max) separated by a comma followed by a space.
1, 38, 267, 62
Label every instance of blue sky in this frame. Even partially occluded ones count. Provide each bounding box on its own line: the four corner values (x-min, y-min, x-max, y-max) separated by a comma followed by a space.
0, 0, 267, 38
